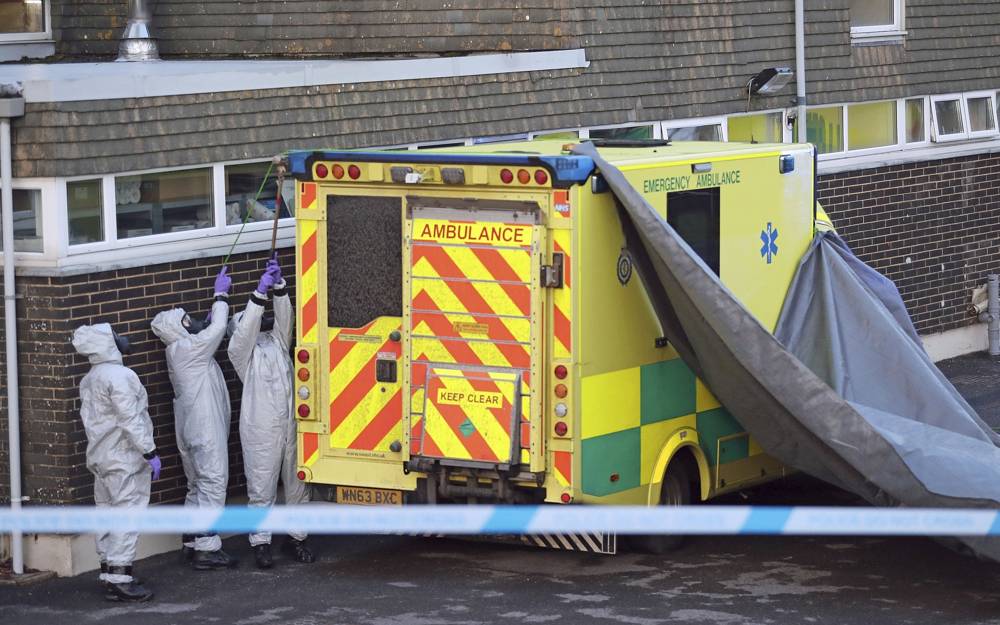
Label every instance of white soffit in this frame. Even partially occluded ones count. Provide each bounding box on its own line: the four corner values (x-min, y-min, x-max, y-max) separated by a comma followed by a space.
0, 49, 589, 103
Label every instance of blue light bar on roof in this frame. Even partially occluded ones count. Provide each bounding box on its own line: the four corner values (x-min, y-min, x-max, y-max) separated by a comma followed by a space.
286, 150, 594, 188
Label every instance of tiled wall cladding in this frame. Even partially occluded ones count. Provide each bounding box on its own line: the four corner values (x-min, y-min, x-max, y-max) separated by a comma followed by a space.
0, 248, 294, 505
818, 152, 1000, 336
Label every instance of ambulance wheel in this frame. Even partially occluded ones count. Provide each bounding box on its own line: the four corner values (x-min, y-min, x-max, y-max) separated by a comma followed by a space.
628, 459, 693, 554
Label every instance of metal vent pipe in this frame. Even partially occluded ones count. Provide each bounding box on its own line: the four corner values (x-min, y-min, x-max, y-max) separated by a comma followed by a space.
117, 0, 159, 62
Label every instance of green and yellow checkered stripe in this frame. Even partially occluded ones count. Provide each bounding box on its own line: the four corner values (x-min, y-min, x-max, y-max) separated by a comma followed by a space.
579, 358, 752, 497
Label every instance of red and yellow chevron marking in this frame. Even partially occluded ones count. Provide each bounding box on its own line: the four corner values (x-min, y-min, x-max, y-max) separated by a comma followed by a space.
416, 368, 520, 463
408, 217, 535, 465
301, 432, 319, 467
328, 317, 403, 453
552, 229, 572, 360
298, 202, 320, 345
553, 450, 572, 488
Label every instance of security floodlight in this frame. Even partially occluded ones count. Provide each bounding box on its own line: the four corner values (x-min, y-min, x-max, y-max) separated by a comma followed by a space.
747, 67, 794, 96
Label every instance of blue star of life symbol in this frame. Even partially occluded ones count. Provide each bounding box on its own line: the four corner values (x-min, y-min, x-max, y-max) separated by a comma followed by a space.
760, 222, 779, 264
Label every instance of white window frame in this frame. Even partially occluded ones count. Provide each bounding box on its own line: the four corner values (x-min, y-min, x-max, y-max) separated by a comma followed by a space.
581, 122, 663, 140
218, 159, 296, 232
843, 100, 905, 155
899, 97, 931, 146
0, 178, 58, 259
661, 117, 727, 142
725, 110, 789, 144
0, 0, 52, 42
964, 91, 999, 140
849, 0, 906, 43
930, 94, 970, 143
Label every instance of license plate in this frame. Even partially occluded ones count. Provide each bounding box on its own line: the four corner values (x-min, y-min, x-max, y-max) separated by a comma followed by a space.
335, 486, 403, 506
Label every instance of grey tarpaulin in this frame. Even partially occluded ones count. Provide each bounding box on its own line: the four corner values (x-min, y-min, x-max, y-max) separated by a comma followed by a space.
572, 142, 1000, 560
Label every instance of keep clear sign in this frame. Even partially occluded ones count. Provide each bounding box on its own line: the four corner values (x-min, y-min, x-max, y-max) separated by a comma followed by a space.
642, 169, 742, 194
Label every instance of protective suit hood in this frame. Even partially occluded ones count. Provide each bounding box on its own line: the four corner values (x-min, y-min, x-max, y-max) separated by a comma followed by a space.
72, 323, 123, 366
151, 308, 190, 345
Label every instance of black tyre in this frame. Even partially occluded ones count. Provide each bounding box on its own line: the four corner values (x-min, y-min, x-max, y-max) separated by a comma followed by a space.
628, 459, 693, 554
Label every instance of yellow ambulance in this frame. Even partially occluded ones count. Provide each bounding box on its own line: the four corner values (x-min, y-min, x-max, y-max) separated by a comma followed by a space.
288, 139, 819, 552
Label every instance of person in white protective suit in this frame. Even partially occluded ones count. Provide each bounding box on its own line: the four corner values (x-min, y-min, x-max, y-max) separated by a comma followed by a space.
227, 256, 315, 569
72, 323, 159, 602
150, 266, 238, 570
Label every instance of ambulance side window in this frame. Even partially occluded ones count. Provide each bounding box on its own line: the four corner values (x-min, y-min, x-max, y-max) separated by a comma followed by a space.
326, 195, 403, 328
666, 188, 721, 276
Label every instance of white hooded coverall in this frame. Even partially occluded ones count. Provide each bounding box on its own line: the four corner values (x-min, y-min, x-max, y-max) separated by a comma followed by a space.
72, 323, 155, 584
150, 300, 231, 552
227, 282, 309, 546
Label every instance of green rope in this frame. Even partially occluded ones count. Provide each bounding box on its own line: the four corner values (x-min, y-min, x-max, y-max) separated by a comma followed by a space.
221, 159, 276, 267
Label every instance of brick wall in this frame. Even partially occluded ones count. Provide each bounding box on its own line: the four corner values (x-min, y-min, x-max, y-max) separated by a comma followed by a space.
0, 247, 295, 506
817, 152, 1000, 336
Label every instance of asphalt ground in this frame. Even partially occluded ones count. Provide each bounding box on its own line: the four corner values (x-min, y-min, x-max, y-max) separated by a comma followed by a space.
2, 352, 1000, 625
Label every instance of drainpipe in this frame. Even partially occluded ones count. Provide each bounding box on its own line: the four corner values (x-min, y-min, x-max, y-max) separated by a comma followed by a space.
1, 84, 25, 575
978, 275, 1000, 358
117, 0, 159, 62
794, 0, 807, 143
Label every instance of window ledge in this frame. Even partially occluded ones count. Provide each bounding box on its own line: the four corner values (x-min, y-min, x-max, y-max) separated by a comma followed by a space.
818, 139, 1000, 175
0, 40, 54, 62
850, 29, 907, 46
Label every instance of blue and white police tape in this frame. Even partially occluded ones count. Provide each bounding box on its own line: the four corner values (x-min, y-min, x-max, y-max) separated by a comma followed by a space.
2, 505, 1000, 536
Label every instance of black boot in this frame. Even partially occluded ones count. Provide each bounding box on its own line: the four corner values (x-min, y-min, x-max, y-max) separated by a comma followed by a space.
180, 534, 195, 564
253, 543, 273, 569
281, 538, 316, 563
192, 549, 239, 570
104, 565, 153, 603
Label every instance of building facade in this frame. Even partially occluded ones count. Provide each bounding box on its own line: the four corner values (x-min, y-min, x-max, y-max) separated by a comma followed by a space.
1, 0, 999, 568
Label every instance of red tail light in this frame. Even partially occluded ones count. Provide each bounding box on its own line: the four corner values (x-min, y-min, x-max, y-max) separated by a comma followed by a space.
297, 349, 310, 363
500, 169, 514, 184
554, 365, 568, 380
554, 421, 568, 436
534, 169, 549, 185
297, 404, 310, 418
315, 164, 329, 179
560, 493, 572, 504
348, 164, 361, 179
296, 470, 307, 481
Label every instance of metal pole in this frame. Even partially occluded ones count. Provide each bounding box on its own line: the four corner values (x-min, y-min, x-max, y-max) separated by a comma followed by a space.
1, 117, 23, 575
986, 275, 1000, 358
795, 0, 807, 143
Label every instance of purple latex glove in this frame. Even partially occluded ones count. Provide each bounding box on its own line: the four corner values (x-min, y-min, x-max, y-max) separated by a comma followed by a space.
257, 267, 278, 293
265, 257, 282, 285
214, 266, 232, 295
147, 455, 162, 481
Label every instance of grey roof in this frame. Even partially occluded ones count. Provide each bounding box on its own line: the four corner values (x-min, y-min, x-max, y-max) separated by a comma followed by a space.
16, 0, 1000, 177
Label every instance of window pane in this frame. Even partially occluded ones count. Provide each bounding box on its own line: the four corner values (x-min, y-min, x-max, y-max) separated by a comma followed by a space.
968, 97, 996, 133
806, 107, 845, 154
905, 99, 925, 143
666, 125, 722, 141
67, 179, 103, 245
591, 126, 654, 140
849, 0, 893, 27
847, 101, 897, 150
224, 162, 294, 226
532, 131, 579, 141
727, 112, 784, 143
116, 168, 213, 238
0, 0, 44, 34
0, 189, 43, 252
934, 99, 964, 136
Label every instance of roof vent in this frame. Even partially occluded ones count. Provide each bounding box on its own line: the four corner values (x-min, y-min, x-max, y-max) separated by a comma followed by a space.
117, 0, 159, 62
